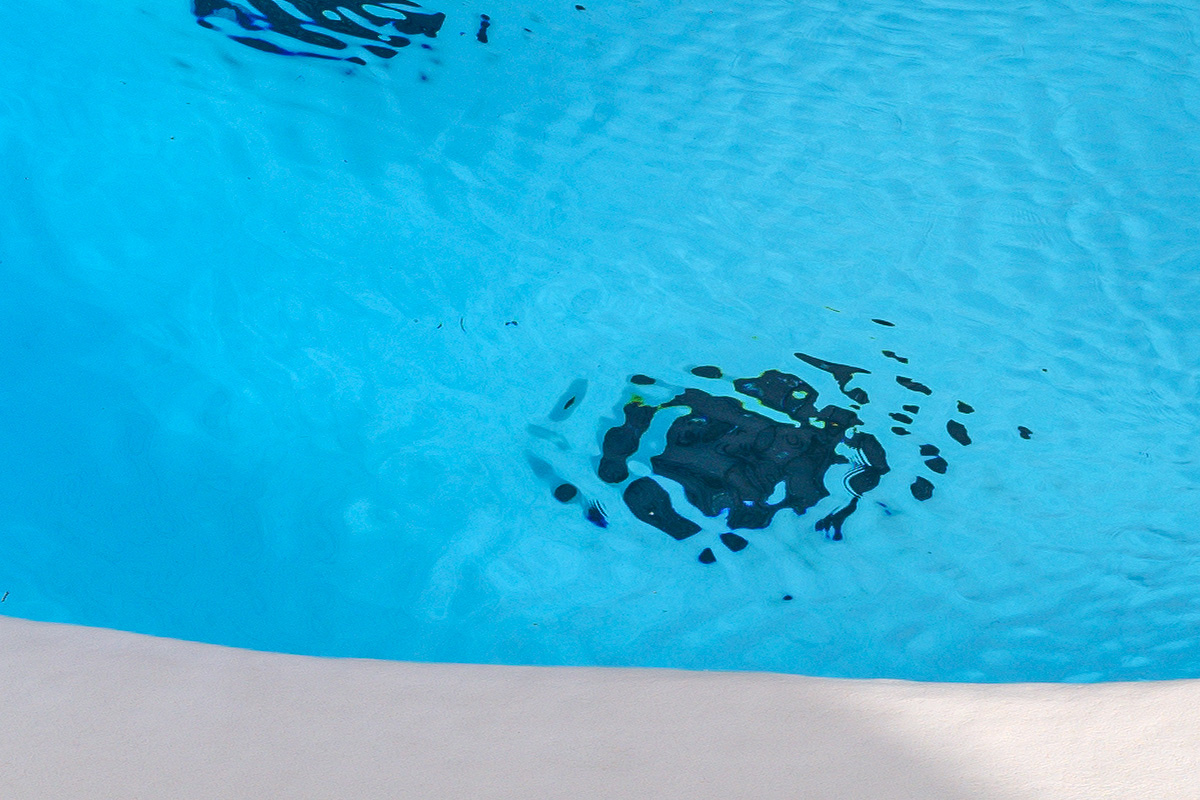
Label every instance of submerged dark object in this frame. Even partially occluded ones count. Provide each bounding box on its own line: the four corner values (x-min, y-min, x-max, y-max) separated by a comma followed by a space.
720, 532, 749, 552
599, 369, 890, 543
896, 376, 933, 395
623, 477, 702, 541
946, 420, 972, 446
526, 324, 1034, 565
192, 0, 446, 63
910, 476, 934, 501
585, 501, 608, 528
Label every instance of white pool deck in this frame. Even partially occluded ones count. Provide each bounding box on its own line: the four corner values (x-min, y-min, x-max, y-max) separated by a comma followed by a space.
2, 615, 1196, 799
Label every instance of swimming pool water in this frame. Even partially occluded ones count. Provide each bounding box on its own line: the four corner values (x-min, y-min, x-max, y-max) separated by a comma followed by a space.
1, 0, 1199, 682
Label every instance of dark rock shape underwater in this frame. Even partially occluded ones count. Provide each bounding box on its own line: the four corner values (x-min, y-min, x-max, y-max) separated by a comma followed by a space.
527, 341, 1027, 565
192, 0, 446, 63
601, 372, 888, 541
596, 367, 889, 546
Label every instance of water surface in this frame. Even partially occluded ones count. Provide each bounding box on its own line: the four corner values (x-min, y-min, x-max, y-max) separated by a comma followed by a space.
1, 0, 1198, 681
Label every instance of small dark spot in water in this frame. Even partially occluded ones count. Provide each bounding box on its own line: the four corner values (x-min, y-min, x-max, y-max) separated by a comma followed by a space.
846, 387, 869, 405
891, 427, 910, 436
924, 456, 948, 474
691, 365, 722, 379
720, 532, 748, 552
896, 376, 932, 395
919, 444, 939, 456
889, 412, 913, 424
505, 320, 518, 326
575, 4, 586, 9
871, 318, 895, 327
795, 353, 871, 404
957, 401, 975, 414
698, 547, 716, 564
1018, 426, 1033, 439
419, 73, 429, 81
476, 14, 490, 43
903, 404, 920, 414
549, 379, 587, 422
947, 420, 972, 446
623, 477, 701, 540
630, 374, 655, 385
586, 502, 608, 527
599, 402, 656, 483
910, 477, 934, 501
782, 594, 793, 601
523, 27, 532, 32
553, 483, 578, 502
882, 350, 908, 364
816, 496, 857, 541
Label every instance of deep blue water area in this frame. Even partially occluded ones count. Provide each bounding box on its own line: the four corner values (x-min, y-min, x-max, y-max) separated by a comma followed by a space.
1, 0, 1199, 681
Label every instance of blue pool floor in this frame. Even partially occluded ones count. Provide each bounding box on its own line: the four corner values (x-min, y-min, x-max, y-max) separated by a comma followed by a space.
1, 0, 1199, 681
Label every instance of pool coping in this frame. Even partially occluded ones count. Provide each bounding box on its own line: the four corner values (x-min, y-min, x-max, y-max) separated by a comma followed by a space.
2, 615, 1196, 798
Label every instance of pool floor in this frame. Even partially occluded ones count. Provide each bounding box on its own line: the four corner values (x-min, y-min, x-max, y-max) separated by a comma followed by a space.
1, 0, 1199, 681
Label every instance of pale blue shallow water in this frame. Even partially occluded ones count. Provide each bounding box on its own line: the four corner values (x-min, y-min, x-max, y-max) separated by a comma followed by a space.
1, 0, 1199, 682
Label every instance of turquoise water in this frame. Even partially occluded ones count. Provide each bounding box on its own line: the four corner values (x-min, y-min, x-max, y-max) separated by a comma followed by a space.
1, 0, 1199, 682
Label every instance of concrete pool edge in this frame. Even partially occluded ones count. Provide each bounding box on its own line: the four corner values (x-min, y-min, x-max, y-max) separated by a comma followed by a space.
1, 615, 1195, 799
